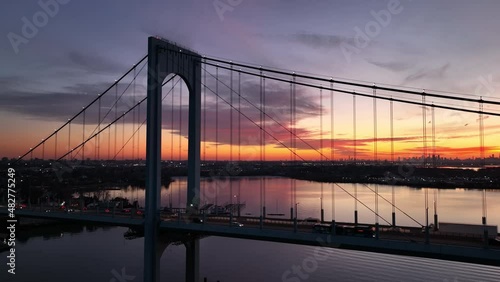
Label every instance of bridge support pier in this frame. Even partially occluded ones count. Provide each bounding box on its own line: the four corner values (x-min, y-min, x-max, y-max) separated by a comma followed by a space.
290, 207, 294, 221
434, 213, 438, 231
320, 209, 324, 223
262, 206, 266, 219
392, 212, 396, 227
354, 210, 358, 225
185, 238, 200, 282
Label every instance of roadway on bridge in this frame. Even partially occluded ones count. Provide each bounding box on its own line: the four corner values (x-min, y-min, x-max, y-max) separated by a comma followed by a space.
4, 206, 499, 252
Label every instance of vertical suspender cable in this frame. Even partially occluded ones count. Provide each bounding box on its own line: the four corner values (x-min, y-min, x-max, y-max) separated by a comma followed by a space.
132, 66, 136, 160
259, 68, 263, 217
107, 124, 111, 160
432, 103, 436, 167
293, 75, 297, 217
114, 84, 118, 161
391, 97, 395, 226
215, 66, 219, 211
320, 87, 323, 161
320, 86, 324, 222
373, 86, 377, 163
422, 92, 427, 166
179, 81, 182, 162
479, 98, 485, 167
82, 109, 86, 162
230, 63, 234, 207
238, 69, 241, 162
330, 80, 335, 223
98, 97, 101, 160
390, 98, 394, 163
290, 80, 294, 220
54, 132, 58, 160
122, 111, 125, 160
238, 69, 242, 217
137, 92, 141, 160
353, 94, 357, 162
203, 60, 207, 162
263, 72, 266, 217
68, 122, 71, 160
353, 93, 357, 224
216, 65, 219, 163
330, 81, 334, 162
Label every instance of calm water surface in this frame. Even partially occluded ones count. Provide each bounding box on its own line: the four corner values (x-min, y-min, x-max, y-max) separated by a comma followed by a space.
111, 176, 500, 227
1, 177, 499, 282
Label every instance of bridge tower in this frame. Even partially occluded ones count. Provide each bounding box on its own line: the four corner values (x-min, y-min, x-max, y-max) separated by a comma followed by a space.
144, 37, 202, 282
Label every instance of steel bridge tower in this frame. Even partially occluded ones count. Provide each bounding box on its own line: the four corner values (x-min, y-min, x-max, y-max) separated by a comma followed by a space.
144, 36, 202, 282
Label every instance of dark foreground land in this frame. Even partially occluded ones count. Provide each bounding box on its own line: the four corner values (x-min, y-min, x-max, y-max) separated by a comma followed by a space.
190, 161, 498, 190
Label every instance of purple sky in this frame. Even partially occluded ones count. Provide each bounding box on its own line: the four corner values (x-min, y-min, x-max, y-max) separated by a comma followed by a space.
1, 0, 500, 158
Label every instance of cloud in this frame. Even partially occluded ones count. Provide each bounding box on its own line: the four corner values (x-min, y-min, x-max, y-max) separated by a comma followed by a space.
404, 63, 450, 83
0, 72, 323, 153
67, 51, 128, 74
368, 60, 415, 72
0, 80, 144, 123
290, 32, 356, 49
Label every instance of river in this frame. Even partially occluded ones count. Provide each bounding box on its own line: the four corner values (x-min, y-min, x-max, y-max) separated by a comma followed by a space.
1, 176, 500, 282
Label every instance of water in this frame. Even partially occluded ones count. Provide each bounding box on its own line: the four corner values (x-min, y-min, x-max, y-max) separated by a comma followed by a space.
2, 177, 500, 282
108, 176, 500, 228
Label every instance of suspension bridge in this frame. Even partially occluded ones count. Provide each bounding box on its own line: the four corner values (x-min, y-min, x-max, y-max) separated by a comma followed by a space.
2, 37, 500, 281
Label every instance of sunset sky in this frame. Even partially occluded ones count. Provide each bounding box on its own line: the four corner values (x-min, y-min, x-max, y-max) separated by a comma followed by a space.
1, 0, 500, 161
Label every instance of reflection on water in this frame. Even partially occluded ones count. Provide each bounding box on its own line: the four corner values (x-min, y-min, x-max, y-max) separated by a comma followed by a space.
107, 176, 500, 228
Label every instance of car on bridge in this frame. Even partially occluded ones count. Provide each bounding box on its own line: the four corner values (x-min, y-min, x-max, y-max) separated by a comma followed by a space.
304, 217, 320, 224
231, 222, 244, 227
313, 224, 375, 238
312, 223, 331, 234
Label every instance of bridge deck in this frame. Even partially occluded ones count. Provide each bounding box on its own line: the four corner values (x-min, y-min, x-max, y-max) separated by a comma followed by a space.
1, 208, 499, 266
